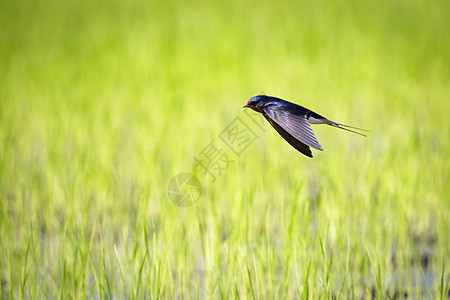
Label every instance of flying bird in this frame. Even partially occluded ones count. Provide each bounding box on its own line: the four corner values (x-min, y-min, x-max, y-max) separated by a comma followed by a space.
243, 95, 367, 158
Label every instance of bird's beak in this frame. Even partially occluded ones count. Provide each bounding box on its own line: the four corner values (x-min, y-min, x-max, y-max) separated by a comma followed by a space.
243, 104, 250, 108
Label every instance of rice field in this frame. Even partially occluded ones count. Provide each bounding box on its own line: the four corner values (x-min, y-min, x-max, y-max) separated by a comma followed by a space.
1, 0, 449, 298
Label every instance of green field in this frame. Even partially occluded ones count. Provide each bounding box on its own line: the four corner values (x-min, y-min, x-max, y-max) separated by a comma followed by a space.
1, 0, 449, 298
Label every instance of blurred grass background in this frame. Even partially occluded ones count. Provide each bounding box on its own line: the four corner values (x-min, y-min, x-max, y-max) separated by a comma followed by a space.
1, 0, 449, 298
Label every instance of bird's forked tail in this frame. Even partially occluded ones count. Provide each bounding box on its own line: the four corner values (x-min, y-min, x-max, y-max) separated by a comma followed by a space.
327, 120, 368, 137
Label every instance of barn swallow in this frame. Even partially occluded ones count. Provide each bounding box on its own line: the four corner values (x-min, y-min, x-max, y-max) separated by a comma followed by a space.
243, 95, 367, 158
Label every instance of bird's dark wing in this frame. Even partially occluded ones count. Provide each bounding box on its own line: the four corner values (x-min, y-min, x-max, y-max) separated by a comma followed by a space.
264, 116, 313, 157
264, 105, 324, 151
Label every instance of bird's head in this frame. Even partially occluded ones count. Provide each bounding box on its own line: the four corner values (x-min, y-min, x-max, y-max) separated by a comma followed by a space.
243, 95, 268, 113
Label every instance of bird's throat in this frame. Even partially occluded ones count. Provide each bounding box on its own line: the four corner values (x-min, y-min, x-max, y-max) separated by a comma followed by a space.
250, 106, 264, 113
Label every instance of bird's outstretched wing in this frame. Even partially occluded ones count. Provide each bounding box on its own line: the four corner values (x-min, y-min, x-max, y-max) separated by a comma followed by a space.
264, 116, 313, 157
264, 105, 324, 152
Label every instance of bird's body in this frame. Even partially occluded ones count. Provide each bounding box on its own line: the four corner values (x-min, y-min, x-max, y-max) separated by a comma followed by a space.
243, 95, 366, 158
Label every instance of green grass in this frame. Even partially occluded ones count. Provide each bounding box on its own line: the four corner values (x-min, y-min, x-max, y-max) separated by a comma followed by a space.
1, 0, 449, 298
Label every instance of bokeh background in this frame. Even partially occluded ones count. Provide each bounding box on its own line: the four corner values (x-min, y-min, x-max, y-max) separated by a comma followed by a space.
1, 0, 449, 298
